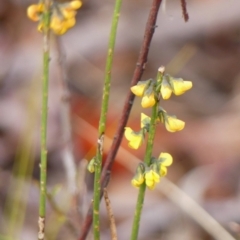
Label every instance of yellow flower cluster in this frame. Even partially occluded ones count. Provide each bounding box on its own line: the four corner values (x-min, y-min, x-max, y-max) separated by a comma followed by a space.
131, 80, 156, 108
131, 153, 173, 190
161, 75, 192, 100
126, 69, 192, 191
27, 1, 82, 35
124, 109, 185, 149
130, 75, 192, 107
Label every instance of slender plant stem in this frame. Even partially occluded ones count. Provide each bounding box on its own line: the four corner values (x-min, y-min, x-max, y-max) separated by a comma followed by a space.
78, 1, 162, 239
130, 101, 158, 240
38, 1, 51, 240
131, 71, 162, 240
93, 0, 122, 239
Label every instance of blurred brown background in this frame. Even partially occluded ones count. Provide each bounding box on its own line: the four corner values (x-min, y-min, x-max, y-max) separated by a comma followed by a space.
1, 0, 240, 239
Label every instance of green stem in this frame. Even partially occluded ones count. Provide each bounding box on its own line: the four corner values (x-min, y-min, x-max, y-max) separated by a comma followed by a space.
93, 0, 122, 239
38, 1, 51, 240
131, 70, 163, 240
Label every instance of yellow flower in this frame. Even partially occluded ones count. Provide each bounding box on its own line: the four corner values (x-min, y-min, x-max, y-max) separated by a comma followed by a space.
27, 4, 44, 21
160, 75, 192, 99
160, 77, 172, 100
69, 0, 83, 10
61, 8, 77, 19
145, 170, 160, 190
171, 78, 192, 96
27, 1, 82, 35
64, 17, 76, 28
131, 174, 144, 188
124, 127, 144, 149
158, 152, 173, 176
50, 16, 66, 35
158, 108, 185, 132
165, 116, 185, 132
131, 83, 147, 97
141, 113, 151, 128
141, 92, 156, 108
131, 163, 145, 188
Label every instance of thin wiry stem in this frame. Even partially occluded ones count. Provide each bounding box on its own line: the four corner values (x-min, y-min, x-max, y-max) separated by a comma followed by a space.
38, 0, 51, 239
92, 0, 122, 239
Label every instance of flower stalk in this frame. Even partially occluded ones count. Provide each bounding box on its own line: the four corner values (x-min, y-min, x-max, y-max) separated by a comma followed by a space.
38, 0, 51, 239
92, 0, 122, 239
130, 71, 162, 240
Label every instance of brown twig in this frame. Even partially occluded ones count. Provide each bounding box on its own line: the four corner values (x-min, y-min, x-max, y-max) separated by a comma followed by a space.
78, 0, 163, 239
103, 188, 118, 240
180, 0, 189, 22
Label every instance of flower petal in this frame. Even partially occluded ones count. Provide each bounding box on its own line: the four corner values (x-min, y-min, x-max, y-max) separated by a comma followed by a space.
27, 4, 43, 21
172, 78, 193, 96
160, 166, 167, 176
131, 178, 142, 188
69, 0, 82, 10
159, 152, 173, 166
141, 93, 156, 108
152, 171, 160, 183
131, 84, 146, 97
145, 179, 156, 190
124, 127, 134, 141
165, 116, 185, 132
124, 127, 143, 149
161, 78, 172, 100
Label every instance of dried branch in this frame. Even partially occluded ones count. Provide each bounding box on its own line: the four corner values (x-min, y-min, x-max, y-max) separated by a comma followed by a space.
103, 188, 118, 240
180, 0, 189, 22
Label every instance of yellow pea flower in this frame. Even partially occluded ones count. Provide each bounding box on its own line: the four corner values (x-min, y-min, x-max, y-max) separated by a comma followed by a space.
160, 77, 172, 100
63, 17, 76, 29
27, 1, 82, 35
145, 179, 155, 190
171, 78, 192, 96
131, 163, 145, 188
145, 170, 160, 190
131, 84, 147, 97
158, 108, 185, 132
159, 152, 173, 166
158, 152, 173, 176
61, 8, 77, 19
50, 16, 62, 29
27, 4, 44, 21
165, 115, 185, 132
160, 75, 192, 99
141, 92, 156, 108
69, 0, 83, 10
124, 127, 144, 149
50, 16, 66, 35
131, 174, 144, 188
141, 113, 151, 128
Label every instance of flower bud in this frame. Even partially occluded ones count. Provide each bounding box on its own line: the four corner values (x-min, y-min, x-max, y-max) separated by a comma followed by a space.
87, 157, 96, 173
